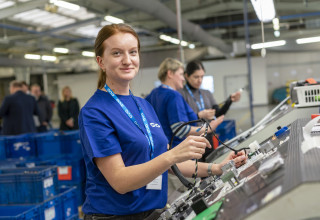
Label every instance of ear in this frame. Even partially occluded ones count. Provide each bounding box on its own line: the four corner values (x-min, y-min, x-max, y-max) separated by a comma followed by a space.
96, 56, 105, 71
167, 70, 174, 79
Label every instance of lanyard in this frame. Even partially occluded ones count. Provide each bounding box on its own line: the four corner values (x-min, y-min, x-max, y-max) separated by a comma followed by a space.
161, 84, 174, 90
104, 84, 155, 159
185, 84, 205, 111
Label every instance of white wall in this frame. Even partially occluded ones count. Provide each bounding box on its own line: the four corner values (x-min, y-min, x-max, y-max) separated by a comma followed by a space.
57, 73, 97, 108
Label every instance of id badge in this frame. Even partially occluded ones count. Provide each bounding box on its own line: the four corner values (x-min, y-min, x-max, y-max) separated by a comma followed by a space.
146, 175, 162, 190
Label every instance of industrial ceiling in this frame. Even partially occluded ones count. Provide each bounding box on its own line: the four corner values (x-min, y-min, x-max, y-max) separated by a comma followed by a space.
0, 0, 320, 70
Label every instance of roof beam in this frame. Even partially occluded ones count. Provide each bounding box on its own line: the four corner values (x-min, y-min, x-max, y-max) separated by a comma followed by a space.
0, 0, 48, 20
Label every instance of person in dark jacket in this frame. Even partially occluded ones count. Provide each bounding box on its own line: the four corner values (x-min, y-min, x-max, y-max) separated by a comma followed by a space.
30, 84, 53, 132
58, 86, 79, 131
0, 80, 39, 135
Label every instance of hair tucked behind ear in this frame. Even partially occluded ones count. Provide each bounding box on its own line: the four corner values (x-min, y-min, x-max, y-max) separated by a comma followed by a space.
94, 24, 141, 89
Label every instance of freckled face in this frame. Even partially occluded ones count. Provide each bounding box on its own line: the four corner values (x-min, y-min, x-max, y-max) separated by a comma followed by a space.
97, 32, 139, 85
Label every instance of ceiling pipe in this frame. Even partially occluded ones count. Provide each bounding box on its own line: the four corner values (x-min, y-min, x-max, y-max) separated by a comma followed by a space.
115, 0, 232, 54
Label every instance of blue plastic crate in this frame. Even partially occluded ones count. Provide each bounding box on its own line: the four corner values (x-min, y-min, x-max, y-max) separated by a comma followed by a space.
0, 205, 41, 220
56, 156, 86, 185
60, 130, 83, 157
59, 187, 78, 219
35, 132, 61, 159
60, 182, 85, 207
0, 166, 58, 204
40, 194, 62, 220
5, 134, 36, 159
0, 158, 24, 169
0, 136, 6, 160
16, 157, 57, 168
215, 119, 237, 142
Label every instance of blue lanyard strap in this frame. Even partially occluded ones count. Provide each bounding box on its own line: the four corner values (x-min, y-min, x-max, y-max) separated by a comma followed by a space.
104, 84, 155, 159
161, 84, 174, 90
185, 84, 205, 111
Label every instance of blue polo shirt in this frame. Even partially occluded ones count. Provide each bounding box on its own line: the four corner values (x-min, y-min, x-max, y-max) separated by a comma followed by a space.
145, 86, 197, 147
79, 89, 168, 215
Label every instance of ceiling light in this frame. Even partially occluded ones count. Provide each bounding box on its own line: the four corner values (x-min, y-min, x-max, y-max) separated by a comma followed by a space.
296, 36, 320, 44
53, 48, 69, 54
170, 38, 180, 45
41, 55, 57, 62
251, 40, 286, 49
104, 15, 124, 24
160, 34, 172, 41
188, 44, 195, 49
272, 17, 280, 30
82, 51, 95, 57
180, 41, 188, 46
50, 0, 80, 11
274, 30, 280, 37
250, 0, 276, 22
24, 54, 41, 60
0, 1, 15, 10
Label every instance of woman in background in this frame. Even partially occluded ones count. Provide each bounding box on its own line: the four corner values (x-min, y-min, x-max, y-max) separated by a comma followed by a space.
58, 86, 79, 130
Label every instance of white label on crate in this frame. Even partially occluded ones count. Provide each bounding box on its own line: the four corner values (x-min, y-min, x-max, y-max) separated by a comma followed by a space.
43, 177, 53, 189
58, 166, 69, 175
13, 142, 30, 151
26, 162, 35, 168
45, 206, 56, 220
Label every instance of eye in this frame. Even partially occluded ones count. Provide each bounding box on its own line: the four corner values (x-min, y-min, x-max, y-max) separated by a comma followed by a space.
130, 50, 138, 55
112, 51, 121, 56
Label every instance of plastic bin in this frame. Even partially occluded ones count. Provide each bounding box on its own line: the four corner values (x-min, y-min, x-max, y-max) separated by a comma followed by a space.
40, 194, 62, 220
5, 134, 36, 159
294, 84, 320, 107
59, 187, 78, 219
60, 130, 83, 157
0, 205, 41, 220
215, 120, 236, 143
60, 182, 85, 207
35, 132, 61, 159
0, 166, 58, 204
0, 136, 6, 160
16, 157, 57, 168
56, 156, 86, 185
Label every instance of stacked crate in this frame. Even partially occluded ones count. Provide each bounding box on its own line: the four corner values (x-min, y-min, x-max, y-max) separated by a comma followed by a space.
0, 130, 85, 219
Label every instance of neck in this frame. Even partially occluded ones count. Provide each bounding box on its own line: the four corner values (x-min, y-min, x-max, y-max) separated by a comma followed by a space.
105, 79, 130, 95
162, 80, 176, 91
186, 81, 197, 90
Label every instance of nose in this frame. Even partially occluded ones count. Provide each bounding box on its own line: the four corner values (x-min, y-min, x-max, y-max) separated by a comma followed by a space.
122, 52, 131, 65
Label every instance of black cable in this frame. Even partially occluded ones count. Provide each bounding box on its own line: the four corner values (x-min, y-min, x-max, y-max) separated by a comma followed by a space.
169, 118, 211, 189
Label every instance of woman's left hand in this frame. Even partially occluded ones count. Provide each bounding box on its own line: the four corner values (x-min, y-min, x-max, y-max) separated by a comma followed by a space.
216, 150, 247, 175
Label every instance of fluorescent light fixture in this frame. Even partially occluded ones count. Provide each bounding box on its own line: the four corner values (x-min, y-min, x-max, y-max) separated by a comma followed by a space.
104, 15, 124, 24
53, 48, 69, 54
188, 44, 195, 49
24, 54, 41, 60
160, 34, 172, 41
180, 41, 188, 46
274, 30, 280, 37
296, 36, 320, 44
170, 38, 180, 45
41, 55, 57, 62
50, 0, 80, 11
82, 51, 95, 57
250, 0, 275, 22
251, 40, 286, 49
0, 1, 15, 9
272, 18, 280, 30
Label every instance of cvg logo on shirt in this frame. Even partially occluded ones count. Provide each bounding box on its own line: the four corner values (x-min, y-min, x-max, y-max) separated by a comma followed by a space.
150, 123, 161, 128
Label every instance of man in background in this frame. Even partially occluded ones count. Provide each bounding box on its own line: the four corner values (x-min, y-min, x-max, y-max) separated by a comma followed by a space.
30, 84, 53, 132
0, 80, 39, 135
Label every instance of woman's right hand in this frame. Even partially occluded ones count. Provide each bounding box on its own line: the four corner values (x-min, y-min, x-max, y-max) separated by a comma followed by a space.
208, 115, 224, 131
198, 109, 216, 120
168, 136, 211, 164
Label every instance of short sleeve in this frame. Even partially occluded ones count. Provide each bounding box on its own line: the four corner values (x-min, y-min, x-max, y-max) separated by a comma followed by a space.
79, 107, 122, 162
166, 94, 190, 126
